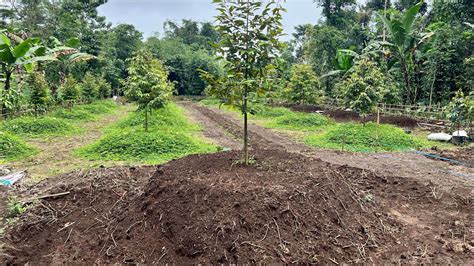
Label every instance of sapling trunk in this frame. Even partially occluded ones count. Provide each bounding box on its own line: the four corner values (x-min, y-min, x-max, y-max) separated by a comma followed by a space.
145, 108, 149, 132
243, 94, 249, 165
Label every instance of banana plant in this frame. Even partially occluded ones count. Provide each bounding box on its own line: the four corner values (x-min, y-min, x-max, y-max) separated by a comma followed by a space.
0, 30, 56, 114
376, 2, 432, 104
47, 36, 96, 84
321, 49, 359, 79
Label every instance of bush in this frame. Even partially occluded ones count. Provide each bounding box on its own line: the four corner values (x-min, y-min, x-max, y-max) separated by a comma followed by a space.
285, 64, 324, 105
0, 131, 36, 161
59, 75, 82, 103
1, 116, 75, 137
81, 72, 99, 102
306, 122, 422, 152
25, 72, 51, 113
269, 112, 332, 130
97, 77, 112, 99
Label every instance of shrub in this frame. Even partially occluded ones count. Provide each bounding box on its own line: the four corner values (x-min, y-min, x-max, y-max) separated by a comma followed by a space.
25, 72, 51, 114
285, 64, 324, 105
81, 72, 99, 102
0, 131, 36, 161
97, 77, 112, 99
335, 59, 394, 117
1, 116, 75, 137
59, 75, 82, 103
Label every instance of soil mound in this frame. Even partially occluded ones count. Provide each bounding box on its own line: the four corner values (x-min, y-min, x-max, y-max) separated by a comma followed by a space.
426, 146, 474, 167
2, 150, 472, 264
282, 103, 420, 128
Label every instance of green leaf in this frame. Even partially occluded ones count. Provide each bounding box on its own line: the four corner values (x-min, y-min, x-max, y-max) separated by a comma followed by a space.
12, 39, 32, 58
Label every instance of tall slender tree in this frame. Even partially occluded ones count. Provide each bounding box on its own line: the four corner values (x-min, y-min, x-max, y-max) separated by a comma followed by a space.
208, 0, 285, 164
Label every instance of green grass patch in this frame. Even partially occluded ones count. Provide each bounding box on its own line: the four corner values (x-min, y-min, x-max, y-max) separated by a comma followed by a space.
75, 100, 118, 115
77, 103, 219, 164
305, 122, 425, 152
266, 112, 333, 131
52, 109, 95, 121
114, 104, 192, 130
76, 129, 216, 164
0, 131, 36, 162
1, 116, 76, 137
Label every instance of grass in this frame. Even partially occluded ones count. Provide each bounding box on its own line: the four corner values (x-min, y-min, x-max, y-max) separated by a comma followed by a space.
305, 122, 427, 152
265, 112, 333, 131
75, 100, 118, 115
199, 98, 451, 153
114, 104, 191, 131
1, 116, 76, 138
52, 109, 95, 121
77, 103, 219, 164
0, 131, 36, 162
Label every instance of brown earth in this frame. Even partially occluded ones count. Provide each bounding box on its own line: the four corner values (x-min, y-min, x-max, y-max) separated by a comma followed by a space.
2, 150, 473, 264
282, 103, 429, 128
1, 102, 473, 264
424, 146, 474, 167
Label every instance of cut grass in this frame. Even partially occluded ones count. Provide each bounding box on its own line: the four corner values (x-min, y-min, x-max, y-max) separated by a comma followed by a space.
305, 122, 425, 152
1, 116, 76, 138
77, 103, 219, 164
0, 131, 36, 162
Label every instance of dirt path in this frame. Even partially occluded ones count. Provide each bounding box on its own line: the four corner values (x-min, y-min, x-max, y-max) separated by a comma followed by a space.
8, 104, 134, 182
180, 102, 474, 195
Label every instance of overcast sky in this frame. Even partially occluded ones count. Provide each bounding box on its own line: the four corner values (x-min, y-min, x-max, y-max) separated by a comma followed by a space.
97, 0, 327, 40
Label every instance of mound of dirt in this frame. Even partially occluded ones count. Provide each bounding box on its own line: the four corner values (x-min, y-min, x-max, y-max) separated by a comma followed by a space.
282, 103, 420, 128
2, 150, 473, 264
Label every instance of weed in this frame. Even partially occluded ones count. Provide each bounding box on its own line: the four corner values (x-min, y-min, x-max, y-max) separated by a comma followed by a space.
1, 116, 76, 137
0, 131, 36, 162
7, 197, 26, 218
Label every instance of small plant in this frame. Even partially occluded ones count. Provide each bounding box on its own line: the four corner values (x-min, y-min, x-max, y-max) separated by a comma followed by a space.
59, 75, 82, 106
7, 197, 26, 218
25, 72, 51, 115
446, 90, 469, 132
81, 72, 100, 102
125, 50, 174, 131
285, 64, 324, 105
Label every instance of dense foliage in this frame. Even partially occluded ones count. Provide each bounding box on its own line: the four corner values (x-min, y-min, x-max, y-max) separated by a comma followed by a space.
125, 50, 174, 131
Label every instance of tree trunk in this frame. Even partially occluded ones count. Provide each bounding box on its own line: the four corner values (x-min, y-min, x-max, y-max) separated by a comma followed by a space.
2, 69, 12, 115
243, 96, 248, 164
145, 108, 149, 132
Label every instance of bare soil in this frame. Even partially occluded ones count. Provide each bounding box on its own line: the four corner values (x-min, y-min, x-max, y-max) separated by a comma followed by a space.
1, 102, 473, 264
424, 146, 474, 167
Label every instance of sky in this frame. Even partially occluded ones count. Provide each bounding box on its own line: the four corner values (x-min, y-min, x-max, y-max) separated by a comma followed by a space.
97, 0, 325, 40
